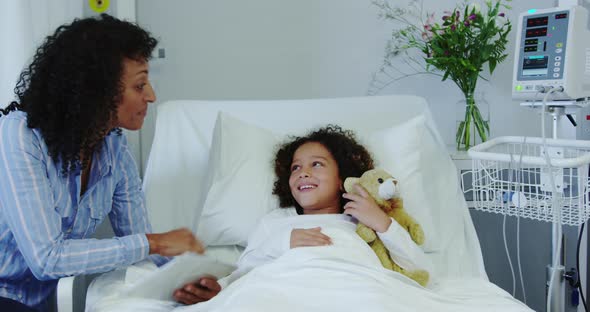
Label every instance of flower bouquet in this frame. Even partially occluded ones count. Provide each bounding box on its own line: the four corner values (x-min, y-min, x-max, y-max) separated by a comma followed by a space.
371, 0, 512, 150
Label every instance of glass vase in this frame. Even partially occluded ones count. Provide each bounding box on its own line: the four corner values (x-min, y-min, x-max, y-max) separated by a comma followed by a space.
455, 92, 490, 151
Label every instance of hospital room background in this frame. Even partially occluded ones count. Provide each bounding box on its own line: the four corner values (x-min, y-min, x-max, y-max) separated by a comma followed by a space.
1, 0, 589, 311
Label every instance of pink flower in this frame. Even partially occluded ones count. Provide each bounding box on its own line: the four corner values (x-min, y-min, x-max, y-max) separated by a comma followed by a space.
469, 14, 477, 20
422, 31, 433, 40
499, 12, 505, 17
464, 21, 470, 26
426, 13, 435, 26
494, 15, 508, 27
443, 10, 452, 21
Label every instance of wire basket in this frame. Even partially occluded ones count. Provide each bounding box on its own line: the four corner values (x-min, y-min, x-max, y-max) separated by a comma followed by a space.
464, 136, 590, 226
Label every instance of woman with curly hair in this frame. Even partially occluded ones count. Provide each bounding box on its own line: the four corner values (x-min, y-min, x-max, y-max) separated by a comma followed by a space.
0, 15, 219, 311
194, 126, 432, 311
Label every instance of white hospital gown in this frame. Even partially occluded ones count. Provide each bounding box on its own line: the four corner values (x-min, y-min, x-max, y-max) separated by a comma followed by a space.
219, 208, 433, 288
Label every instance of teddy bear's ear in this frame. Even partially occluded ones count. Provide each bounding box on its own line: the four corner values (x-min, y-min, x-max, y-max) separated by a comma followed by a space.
343, 177, 359, 193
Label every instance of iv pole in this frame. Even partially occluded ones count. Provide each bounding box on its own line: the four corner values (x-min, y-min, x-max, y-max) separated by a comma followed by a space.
517, 1, 590, 309
520, 99, 585, 311
548, 2, 590, 311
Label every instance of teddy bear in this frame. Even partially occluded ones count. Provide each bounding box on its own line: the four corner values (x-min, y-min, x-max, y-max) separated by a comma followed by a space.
344, 168, 429, 287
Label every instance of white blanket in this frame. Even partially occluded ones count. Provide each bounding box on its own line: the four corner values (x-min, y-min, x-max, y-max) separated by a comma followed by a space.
88, 218, 531, 312
175, 226, 531, 312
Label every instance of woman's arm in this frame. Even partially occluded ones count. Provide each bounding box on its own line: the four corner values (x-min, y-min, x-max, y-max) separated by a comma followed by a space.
0, 118, 149, 280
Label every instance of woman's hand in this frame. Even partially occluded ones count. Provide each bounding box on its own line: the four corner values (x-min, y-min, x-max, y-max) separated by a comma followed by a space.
173, 276, 221, 305
146, 228, 204, 256
290, 227, 332, 248
342, 184, 392, 233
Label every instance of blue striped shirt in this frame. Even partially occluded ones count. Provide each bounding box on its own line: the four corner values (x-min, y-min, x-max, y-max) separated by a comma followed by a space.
0, 111, 166, 308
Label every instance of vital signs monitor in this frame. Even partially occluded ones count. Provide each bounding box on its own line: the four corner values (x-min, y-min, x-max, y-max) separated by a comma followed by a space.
512, 5, 590, 101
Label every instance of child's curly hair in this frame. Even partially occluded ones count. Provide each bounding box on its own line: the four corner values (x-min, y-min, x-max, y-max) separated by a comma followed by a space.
273, 125, 374, 214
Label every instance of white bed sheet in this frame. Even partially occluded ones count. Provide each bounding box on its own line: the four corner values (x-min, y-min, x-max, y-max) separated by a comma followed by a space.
181, 252, 531, 312
178, 216, 532, 312
87, 229, 531, 312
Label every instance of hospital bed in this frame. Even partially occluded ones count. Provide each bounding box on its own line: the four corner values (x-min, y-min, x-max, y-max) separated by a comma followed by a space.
56, 95, 531, 311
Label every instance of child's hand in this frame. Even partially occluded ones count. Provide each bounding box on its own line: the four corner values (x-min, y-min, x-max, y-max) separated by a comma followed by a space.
342, 184, 392, 233
173, 276, 221, 305
290, 227, 332, 248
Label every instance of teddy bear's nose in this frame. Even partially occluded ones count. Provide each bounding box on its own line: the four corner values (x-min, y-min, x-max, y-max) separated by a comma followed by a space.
378, 178, 397, 200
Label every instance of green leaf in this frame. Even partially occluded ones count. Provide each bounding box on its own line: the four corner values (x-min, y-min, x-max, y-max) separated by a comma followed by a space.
442, 71, 450, 81
489, 59, 497, 73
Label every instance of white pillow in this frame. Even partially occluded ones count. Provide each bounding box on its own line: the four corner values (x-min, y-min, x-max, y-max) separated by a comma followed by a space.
363, 115, 436, 251
195, 112, 281, 246
196, 112, 437, 251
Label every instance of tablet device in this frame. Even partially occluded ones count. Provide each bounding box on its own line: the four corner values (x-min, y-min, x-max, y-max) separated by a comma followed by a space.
122, 253, 236, 301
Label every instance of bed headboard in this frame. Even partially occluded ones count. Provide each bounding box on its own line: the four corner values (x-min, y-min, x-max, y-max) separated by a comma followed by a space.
142, 95, 487, 279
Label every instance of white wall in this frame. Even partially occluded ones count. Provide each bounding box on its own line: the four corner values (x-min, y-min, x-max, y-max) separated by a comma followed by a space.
1, 0, 83, 106
136, 0, 555, 169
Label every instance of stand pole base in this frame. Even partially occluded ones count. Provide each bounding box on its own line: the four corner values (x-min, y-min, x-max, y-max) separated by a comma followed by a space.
546, 265, 565, 312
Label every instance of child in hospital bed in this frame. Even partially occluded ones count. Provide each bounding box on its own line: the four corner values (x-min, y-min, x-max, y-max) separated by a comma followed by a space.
217, 125, 432, 287
177, 125, 533, 312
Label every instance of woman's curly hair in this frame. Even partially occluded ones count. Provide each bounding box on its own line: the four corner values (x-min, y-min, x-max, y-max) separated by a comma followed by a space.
273, 125, 374, 214
2, 14, 157, 174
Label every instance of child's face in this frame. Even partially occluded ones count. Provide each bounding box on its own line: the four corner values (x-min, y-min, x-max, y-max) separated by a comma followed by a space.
289, 142, 342, 214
